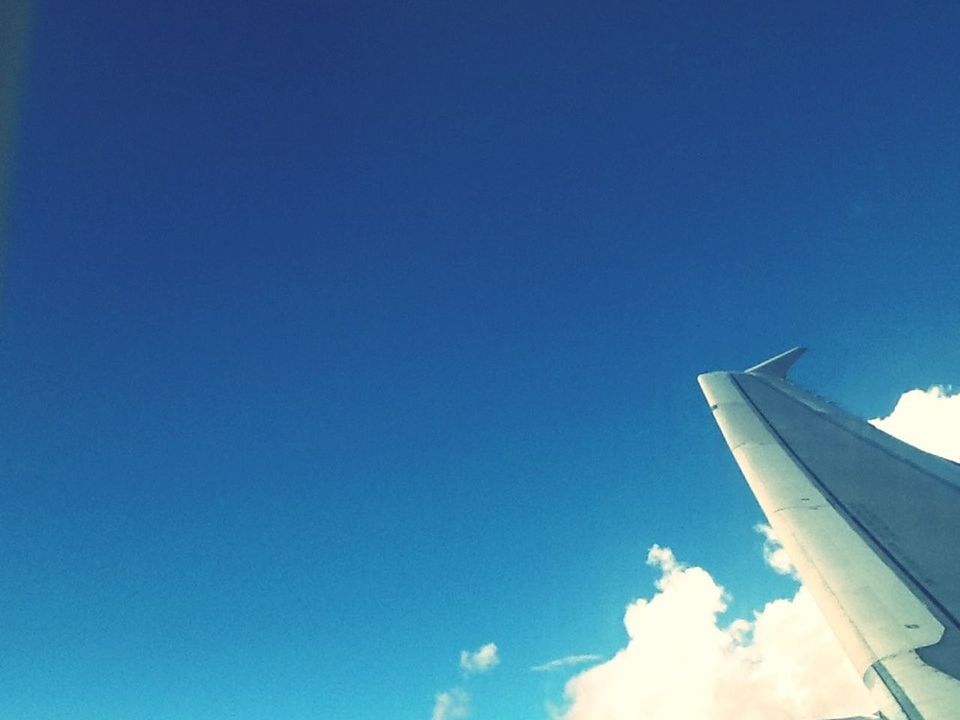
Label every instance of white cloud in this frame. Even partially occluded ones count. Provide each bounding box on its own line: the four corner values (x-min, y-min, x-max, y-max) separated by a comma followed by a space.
432, 688, 469, 720
555, 546, 876, 720
531, 655, 603, 672
460, 643, 500, 675
755, 523, 796, 577
429, 644, 495, 719
870, 385, 960, 462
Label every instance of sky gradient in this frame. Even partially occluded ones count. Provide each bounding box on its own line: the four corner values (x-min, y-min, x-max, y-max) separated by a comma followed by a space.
3, 2, 960, 718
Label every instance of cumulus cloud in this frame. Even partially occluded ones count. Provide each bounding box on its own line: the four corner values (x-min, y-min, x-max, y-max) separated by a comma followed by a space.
555, 546, 876, 720
460, 643, 500, 675
870, 385, 960, 462
531, 655, 603, 672
432, 688, 470, 720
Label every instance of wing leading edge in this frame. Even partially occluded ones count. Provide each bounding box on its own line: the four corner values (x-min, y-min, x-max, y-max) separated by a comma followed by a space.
699, 349, 960, 720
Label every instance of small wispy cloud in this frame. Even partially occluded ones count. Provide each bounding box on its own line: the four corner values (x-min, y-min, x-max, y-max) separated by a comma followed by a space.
459, 643, 500, 675
531, 654, 602, 672
432, 688, 469, 720
428, 643, 497, 719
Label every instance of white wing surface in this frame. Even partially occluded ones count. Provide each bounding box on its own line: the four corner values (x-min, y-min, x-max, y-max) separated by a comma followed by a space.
699, 348, 960, 720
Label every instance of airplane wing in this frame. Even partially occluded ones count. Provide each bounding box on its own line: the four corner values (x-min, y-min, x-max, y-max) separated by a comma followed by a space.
699, 348, 960, 720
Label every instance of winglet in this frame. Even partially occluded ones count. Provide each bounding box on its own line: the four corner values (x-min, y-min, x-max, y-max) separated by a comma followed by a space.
745, 346, 806, 379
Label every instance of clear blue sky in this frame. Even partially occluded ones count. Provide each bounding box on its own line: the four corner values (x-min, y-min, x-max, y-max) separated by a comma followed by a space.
3, 2, 960, 718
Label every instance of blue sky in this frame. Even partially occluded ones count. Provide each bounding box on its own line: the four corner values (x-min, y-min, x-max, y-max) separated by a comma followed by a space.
3, 2, 960, 719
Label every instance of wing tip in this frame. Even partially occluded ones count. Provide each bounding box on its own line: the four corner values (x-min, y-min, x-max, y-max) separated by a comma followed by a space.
745, 346, 807, 379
